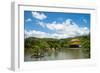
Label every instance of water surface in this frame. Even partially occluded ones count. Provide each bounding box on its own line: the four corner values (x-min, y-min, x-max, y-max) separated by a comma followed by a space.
24, 48, 88, 61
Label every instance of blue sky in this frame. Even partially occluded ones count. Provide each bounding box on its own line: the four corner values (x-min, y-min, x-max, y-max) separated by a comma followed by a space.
24, 11, 90, 39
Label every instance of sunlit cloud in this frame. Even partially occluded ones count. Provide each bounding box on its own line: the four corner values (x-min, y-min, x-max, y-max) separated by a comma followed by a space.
25, 19, 89, 39
32, 12, 47, 20
25, 18, 32, 22
25, 30, 69, 39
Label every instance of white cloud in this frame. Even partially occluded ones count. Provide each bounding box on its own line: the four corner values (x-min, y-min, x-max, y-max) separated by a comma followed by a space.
37, 19, 89, 38
25, 18, 32, 22
32, 12, 47, 20
25, 30, 50, 38
25, 30, 69, 39
83, 19, 87, 24
46, 21, 65, 31
25, 19, 89, 39
65, 19, 73, 24
37, 21, 45, 28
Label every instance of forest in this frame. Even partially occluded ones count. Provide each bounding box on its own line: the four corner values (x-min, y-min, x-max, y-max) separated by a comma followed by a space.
24, 34, 90, 58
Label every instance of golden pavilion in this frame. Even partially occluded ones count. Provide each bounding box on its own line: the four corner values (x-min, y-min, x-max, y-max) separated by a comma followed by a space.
69, 39, 81, 48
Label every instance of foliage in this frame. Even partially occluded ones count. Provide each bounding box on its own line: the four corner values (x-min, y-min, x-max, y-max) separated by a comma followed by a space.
24, 34, 90, 58
80, 34, 90, 58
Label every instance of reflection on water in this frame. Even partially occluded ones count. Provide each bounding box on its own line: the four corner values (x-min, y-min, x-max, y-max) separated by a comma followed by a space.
24, 48, 87, 61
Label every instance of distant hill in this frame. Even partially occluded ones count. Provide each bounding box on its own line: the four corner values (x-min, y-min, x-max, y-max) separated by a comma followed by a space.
25, 34, 90, 49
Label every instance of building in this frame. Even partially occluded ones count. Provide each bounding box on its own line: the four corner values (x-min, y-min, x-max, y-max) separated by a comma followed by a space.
69, 39, 81, 48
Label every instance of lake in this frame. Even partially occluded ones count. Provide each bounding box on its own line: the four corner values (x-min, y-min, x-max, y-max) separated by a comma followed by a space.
24, 48, 89, 62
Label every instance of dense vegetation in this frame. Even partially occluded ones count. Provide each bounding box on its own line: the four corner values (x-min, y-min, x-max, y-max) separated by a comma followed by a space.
79, 34, 90, 58
24, 34, 90, 58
